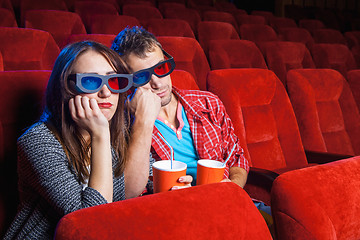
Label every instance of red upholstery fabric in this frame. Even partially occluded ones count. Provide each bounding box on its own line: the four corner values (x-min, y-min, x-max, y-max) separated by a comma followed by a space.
122, 4, 162, 28
347, 70, 360, 111
239, 24, 278, 53
20, 0, 67, 25
68, 34, 116, 48
235, 14, 266, 26
312, 29, 347, 45
207, 69, 310, 204
147, 19, 195, 38
351, 45, 360, 68
214, 1, 237, 11
163, 8, 201, 36
54, 183, 272, 240
171, 70, 199, 90
208, 39, 267, 70
0, 52, 3, 71
269, 17, 297, 33
158, 2, 186, 16
287, 69, 360, 155
298, 19, 325, 34
277, 27, 314, 49
0, 70, 51, 237
0, 0, 13, 12
158, 36, 210, 90
344, 31, 360, 49
74, 1, 118, 31
202, 11, 239, 32
89, 14, 141, 35
0, 27, 60, 70
264, 41, 315, 87
25, 10, 86, 49
0, 120, 3, 163
271, 156, 360, 240
0, 8, 17, 27
251, 10, 274, 24
310, 43, 357, 77
197, 21, 239, 57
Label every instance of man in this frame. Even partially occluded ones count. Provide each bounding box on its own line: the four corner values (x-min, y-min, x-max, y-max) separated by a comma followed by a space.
111, 27, 249, 188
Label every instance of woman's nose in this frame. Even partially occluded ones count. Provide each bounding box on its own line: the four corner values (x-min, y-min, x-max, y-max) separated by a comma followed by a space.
98, 84, 112, 98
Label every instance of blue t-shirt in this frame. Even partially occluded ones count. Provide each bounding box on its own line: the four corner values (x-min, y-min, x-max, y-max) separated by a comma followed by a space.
155, 105, 198, 185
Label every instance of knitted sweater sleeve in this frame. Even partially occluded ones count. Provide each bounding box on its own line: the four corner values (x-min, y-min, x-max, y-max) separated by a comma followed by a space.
17, 123, 119, 216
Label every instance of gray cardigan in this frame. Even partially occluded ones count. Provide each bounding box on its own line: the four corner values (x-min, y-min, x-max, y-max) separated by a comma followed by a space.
4, 122, 152, 239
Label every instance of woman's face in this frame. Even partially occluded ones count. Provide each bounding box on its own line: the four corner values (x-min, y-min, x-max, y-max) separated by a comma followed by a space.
72, 50, 119, 121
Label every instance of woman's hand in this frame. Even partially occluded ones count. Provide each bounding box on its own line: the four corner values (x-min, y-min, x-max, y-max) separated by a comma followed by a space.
69, 95, 109, 136
171, 175, 193, 190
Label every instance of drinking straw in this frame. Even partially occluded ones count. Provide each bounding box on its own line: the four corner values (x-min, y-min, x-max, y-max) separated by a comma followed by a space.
157, 132, 174, 169
223, 144, 237, 167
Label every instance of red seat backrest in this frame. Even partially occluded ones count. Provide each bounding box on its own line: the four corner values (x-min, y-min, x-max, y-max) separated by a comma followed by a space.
147, 19, 195, 38
170, 70, 199, 90
89, 14, 141, 35
0, 8, 17, 27
312, 29, 347, 45
68, 34, 116, 48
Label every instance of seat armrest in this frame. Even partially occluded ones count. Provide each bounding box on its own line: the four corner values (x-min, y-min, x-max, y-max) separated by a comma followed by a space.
246, 167, 279, 192
305, 150, 353, 164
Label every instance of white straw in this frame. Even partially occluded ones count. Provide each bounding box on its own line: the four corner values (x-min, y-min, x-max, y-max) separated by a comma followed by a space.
223, 144, 237, 167
157, 133, 174, 169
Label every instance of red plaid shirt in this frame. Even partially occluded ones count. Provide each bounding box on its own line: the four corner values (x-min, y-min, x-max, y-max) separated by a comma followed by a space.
151, 87, 249, 178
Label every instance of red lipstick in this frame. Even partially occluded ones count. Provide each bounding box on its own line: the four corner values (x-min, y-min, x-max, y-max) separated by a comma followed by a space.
98, 102, 113, 108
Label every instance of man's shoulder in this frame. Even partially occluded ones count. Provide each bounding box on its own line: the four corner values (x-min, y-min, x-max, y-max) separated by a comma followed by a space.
176, 88, 220, 102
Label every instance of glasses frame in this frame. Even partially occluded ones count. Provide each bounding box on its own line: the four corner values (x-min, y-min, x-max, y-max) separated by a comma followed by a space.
132, 50, 176, 87
72, 73, 133, 94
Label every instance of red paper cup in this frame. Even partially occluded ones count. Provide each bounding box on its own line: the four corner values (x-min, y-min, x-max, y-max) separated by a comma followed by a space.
196, 160, 225, 185
152, 160, 187, 193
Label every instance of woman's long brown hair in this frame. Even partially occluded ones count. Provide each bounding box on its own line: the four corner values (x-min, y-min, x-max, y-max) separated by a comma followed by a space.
42, 41, 130, 183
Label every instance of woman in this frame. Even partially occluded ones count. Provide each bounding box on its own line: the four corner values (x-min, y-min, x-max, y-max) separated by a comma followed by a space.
4, 41, 158, 239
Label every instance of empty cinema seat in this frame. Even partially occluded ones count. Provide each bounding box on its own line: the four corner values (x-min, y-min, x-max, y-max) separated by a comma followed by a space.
0, 52, 3, 71
235, 14, 266, 26
312, 28, 347, 45
0, 70, 51, 238
68, 34, 116, 48
163, 8, 201, 36
264, 41, 315, 87
207, 68, 314, 205
158, 36, 210, 90
208, 39, 267, 69
347, 70, 360, 111
299, 19, 325, 34
89, 15, 141, 35
25, 10, 87, 48
239, 24, 278, 53
277, 27, 314, 49
147, 19, 195, 38
202, 11, 239, 32
0, 8, 17, 27
310, 43, 357, 77
344, 30, 360, 49
197, 21, 239, 57
269, 17, 297, 33
122, 4, 162, 28
0, 27, 60, 70
287, 69, 360, 155
20, 0, 67, 25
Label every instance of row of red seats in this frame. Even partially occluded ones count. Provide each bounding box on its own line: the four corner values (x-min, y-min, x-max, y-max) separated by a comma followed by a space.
1, 68, 360, 238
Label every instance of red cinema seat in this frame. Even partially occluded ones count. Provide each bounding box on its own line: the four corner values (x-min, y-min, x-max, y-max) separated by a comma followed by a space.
54, 183, 272, 240
122, 4, 162, 28
277, 27, 314, 49
158, 2, 186, 16
0, 70, 51, 237
25, 10, 86, 49
20, 0, 67, 26
89, 15, 141, 35
347, 70, 360, 112
310, 43, 357, 77
345, 30, 360, 49
235, 14, 266, 26
208, 39, 267, 70
68, 34, 116, 48
251, 10, 274, 24
0, 27, 60, 70
299, 19, 325, 34
147, 19, 195, 38
207, 69, 313, 205
312, 28, 347, 45
171, 70, 199, 90
264, 41, 315, 87
287, 69, 360, 155
269, 17, 297, 33
158, 36, 210, 90
214, 1, 238, 12
202, 11, 238, 32
163, 8, 201, 36
0, 0, 13, 12
0, 52, 3, 71
197, 21, 239, 57
272, 156, 360, 240
74, 1, 118, 31
239, 23, 278, 53
0, 8, 17, 27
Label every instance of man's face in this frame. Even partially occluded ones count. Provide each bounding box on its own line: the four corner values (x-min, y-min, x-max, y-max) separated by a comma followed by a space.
126, 46, 173, 107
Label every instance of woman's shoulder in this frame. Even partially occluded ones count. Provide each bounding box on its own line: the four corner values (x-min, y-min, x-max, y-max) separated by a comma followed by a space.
17, 121, 58, 148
